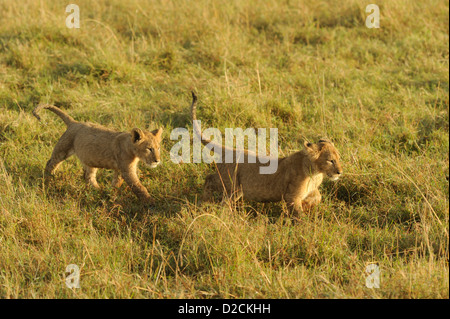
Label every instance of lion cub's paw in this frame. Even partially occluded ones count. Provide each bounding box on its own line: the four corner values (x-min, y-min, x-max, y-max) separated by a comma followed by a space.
141, 196, 156, 207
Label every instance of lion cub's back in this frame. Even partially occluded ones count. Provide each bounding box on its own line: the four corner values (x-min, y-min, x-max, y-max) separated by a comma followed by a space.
71, 122, 124, 169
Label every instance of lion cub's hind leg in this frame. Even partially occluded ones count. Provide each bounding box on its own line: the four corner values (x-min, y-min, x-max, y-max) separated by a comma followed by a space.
202, 173, 220, 202
202, 172, 243, 206
44, 131, 75, 178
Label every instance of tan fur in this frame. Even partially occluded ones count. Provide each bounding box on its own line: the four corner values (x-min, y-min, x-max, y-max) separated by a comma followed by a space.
33, 104, 162, 203
190, 92, 343, 213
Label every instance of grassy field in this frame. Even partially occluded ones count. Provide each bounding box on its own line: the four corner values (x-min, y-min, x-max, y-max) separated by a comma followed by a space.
0, 0, 448, 298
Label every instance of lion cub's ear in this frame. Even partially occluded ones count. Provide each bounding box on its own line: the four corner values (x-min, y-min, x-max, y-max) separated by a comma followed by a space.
151, 128, 163, 141
131, 128, 144, 143
304, 140, 320, 157
304, 141, 316, 151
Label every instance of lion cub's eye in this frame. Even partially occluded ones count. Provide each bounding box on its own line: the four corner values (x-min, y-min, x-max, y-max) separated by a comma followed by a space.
148, 147, 154, 153
328, 159, 336, 165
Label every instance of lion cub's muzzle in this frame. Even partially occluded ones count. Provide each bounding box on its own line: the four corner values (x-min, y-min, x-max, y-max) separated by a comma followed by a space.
328, 170, 342, 181
149, 160, 160, 168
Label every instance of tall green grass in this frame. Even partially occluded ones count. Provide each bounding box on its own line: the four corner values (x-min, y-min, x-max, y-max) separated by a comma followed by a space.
0, 0, 448, 298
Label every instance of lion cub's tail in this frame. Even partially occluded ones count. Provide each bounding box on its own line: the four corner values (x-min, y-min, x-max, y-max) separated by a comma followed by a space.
189, 91, 258, 163
33, 104, 76, 126
190, 91, 212, 146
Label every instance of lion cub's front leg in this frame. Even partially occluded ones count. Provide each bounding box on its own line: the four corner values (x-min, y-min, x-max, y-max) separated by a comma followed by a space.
83, 165, 100, 189
301, 189, 322, 211
286, 197, 303, 215
111, 171, 124, 188
285, 190, 322, 214
284, 182, 307, 215
120, 166, 152, 203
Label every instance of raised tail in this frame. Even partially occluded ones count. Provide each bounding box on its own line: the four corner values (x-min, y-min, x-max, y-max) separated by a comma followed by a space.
190, 91, 212, 146
33, 104, 76, 126
189, 91, 260, 163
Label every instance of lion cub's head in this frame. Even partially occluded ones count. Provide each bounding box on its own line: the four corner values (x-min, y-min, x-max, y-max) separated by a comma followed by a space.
304, 139, 343, 181
131, 128, 163, 168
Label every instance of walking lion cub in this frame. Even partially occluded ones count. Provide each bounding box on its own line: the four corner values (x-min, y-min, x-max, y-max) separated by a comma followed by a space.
33, 104, 162, 203
190, 92, 342, 213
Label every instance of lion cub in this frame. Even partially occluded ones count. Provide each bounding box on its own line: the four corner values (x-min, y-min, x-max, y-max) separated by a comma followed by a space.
33, 104, 162, 203
190, 92, 342, 213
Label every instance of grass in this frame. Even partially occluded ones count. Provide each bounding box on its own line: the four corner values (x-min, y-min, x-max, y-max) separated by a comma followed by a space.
0, 0, 448, 298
